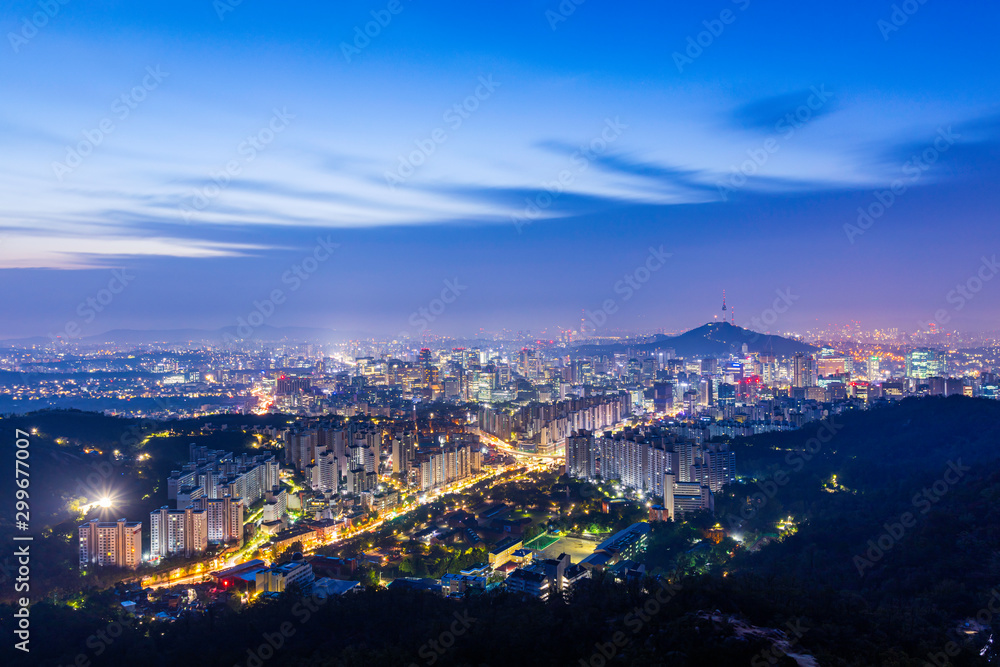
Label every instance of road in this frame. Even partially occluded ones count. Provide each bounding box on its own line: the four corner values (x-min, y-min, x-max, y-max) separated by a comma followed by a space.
470, 428, 564, 462
145, 460, 533, 590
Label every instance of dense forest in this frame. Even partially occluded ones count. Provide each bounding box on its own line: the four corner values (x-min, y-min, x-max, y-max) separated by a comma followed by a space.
3, 397, 1000, 665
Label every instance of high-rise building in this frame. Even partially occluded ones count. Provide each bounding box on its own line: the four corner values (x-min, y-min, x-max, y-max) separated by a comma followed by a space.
816, 357, 846, 378
311, 448, 339, 491
189, 496, 245, 546
565, 430, 593, 479
150, 506, 208, 558
867, 356, 880, 382
263, 487, 288, 523
793, 353, 816, 388
717, 383, 736, 409
349, 439, 376, 473
391, 431, 417, 475
347, 467, 376, 495
652, 382, 672, 412
906, 349, 946, 379
691, 444, 736, 493
78, 518, 142, 570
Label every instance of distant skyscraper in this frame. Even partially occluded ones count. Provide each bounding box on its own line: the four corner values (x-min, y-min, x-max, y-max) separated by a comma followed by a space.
717, 383, 736, 409
906, 349, 946, 379
867, 356, 880, 382
793, 353, 815, 388
276, 375, 311, 396
392, 431, 417, 474
653, 382, 672, 412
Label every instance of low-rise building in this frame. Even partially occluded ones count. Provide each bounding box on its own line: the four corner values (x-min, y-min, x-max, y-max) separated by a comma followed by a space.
505, 553, 590, 600
506, 568, 550, 598
488, 536, 523, 569
441, 572, 487, 596
580, 522, 651, 572
256, 558, 315, 594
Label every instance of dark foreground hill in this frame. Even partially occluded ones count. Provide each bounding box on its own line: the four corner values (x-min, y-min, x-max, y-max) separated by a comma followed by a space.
3, 398, 1000, 666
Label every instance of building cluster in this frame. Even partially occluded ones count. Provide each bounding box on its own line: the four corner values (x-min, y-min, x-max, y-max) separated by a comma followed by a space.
353, 347, 519, 403
213, 554, 360, 598
499, 522, 652, 600
79, 444, 273, 567
566, 426, 734, 518
150, 496, 245, 559
283, 419, 485, 513
167, 444, 279, 509
67, 325, 1000, 577
397, 433, 483, 493
478, 392, 631, 456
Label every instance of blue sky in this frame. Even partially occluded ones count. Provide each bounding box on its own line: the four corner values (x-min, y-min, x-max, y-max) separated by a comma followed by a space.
2, 0, 999, 339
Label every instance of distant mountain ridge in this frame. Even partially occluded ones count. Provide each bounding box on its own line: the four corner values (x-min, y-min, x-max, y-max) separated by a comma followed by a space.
572, 321, 816, 358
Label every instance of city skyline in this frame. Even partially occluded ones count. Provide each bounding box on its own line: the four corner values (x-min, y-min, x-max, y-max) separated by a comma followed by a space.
2, 1, 999, 338
6, 4, 1000, 665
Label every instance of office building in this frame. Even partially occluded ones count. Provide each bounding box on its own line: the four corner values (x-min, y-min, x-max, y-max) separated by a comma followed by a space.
663, 473, 714, 519
906, 349, 947, 380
